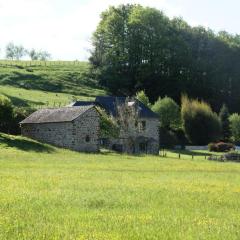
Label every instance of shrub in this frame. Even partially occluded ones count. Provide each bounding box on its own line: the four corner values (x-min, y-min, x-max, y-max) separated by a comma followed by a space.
181, 95, 221, 145
136, 90, 151, 108
10, 107, 34, 135
229, 113, 240, 144
208, 142, 235, 152
0, 95, 14, 133
97, 107, 119, 138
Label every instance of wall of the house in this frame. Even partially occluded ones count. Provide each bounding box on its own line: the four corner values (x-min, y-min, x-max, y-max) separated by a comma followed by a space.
21, 108, 100, 152
106, 118, 159, 155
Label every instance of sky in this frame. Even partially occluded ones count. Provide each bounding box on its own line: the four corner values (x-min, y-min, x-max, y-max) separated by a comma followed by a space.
0, 0, 240, 60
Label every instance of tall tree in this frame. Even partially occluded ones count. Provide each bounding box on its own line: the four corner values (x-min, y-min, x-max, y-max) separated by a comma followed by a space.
90, 4, 240, 113
219, 104, 231, 142
181, 95, 221, 145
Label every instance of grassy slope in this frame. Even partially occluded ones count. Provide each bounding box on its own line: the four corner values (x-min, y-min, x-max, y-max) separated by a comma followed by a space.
0, 62, 106, 108
1, 133, 240, 239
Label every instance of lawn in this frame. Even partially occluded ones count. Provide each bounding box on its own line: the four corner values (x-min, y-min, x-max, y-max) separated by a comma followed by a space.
0, 133, 240, 239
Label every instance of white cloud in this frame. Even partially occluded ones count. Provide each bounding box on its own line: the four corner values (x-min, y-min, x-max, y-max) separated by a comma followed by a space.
0, 0, 183, 60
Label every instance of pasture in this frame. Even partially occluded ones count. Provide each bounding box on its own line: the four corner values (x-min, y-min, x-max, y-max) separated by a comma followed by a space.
0, 133, 240, 239
0, 62, 106, 108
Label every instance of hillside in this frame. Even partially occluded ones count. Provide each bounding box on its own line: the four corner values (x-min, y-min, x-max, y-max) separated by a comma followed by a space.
0, 61, 106, 108
1, 133, 240, 239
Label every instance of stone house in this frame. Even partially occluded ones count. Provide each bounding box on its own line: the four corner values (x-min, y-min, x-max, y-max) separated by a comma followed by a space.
20, 105, 100, 152
71, 96, 160, 155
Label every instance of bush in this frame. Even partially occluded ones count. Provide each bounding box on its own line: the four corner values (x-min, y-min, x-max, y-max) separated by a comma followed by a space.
229, 113, 240, 144
136, 90, 151, 108
208, 142, 235, 152
97, 107, 119, 138
181, 95, 221, 145
10, 107, 34, 135
0, 95, 13, 133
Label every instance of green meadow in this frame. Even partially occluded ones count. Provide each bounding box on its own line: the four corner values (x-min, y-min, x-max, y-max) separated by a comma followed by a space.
0, 133, 240, 240
0, 62, 106, 107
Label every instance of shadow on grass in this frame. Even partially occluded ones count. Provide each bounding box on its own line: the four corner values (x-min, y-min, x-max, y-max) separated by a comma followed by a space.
4, 94, 45, 107
166, 149, 212, 156
0, 134, 55, 153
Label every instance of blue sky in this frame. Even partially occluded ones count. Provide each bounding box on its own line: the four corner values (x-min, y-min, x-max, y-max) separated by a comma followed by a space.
0, 0, 239, 60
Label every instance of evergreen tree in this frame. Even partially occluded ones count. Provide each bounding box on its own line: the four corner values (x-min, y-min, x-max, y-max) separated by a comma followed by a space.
219, 104, 231, 141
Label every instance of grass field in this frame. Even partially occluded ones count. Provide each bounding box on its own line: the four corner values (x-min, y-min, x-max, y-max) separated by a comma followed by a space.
0, 62, 106, 108
1, 133, 240, 239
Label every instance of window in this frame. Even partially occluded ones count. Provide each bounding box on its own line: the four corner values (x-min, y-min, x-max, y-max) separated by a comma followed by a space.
138, 121, 146, 131
85, 135, 90, 142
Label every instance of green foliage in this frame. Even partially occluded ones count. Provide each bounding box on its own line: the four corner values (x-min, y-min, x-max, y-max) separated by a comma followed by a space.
1, 133, 240, 239
0, 95, 13, 133
219, 104, 231, 141
181, 96, 221, 145
10, 107, 35, 135
97, 107, 120, 138
136, 90, 151, 108
91, 4, 240, 112
229, 113, 240, 144
6, 42, 28, 60
159, 127, 178, 148
152, 96, 181, 130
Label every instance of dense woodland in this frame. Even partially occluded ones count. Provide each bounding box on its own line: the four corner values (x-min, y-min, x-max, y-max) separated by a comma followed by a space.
90, 4, 240, 113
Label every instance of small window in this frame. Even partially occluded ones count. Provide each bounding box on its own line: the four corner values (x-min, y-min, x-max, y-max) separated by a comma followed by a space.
85, 135, 90, 142
138, 121, 146, 131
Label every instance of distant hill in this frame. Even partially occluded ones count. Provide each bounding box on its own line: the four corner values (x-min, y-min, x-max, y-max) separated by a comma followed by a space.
0, 61, 106, 108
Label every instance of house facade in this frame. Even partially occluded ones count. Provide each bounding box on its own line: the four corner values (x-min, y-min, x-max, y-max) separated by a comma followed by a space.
20, 106, 100, 152
71, 96, 160, 155
20, 96, 159, 154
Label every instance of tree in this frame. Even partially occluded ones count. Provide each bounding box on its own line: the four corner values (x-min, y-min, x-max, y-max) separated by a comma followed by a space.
38, 51, 51, 61
152, 96, 181, 130
181, 95, 221, 145
0, 95, 13, 133
136, 90, 151, 108
219, 104, 231, 141
229, 113, 240, 144
29, 49, 39, 60
90, 4, 240, 113
115, 97, 140, 153
6, 42, 27, 60
29, 49, 51, 61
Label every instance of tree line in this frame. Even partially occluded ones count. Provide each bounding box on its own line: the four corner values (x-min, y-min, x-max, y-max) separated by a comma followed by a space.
4, 42, 51, 61
136, 91, 240, 147
90, 4, 240, 113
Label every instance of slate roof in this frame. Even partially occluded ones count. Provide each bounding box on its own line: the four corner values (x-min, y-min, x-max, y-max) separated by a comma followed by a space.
68, 101, 96, 107
20, 105, 95, 124
95, 96, 159, 118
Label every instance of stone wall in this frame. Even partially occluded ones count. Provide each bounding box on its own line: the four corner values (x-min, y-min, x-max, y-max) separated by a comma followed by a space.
108, 117, 159, 155
21, 108, 100, 152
